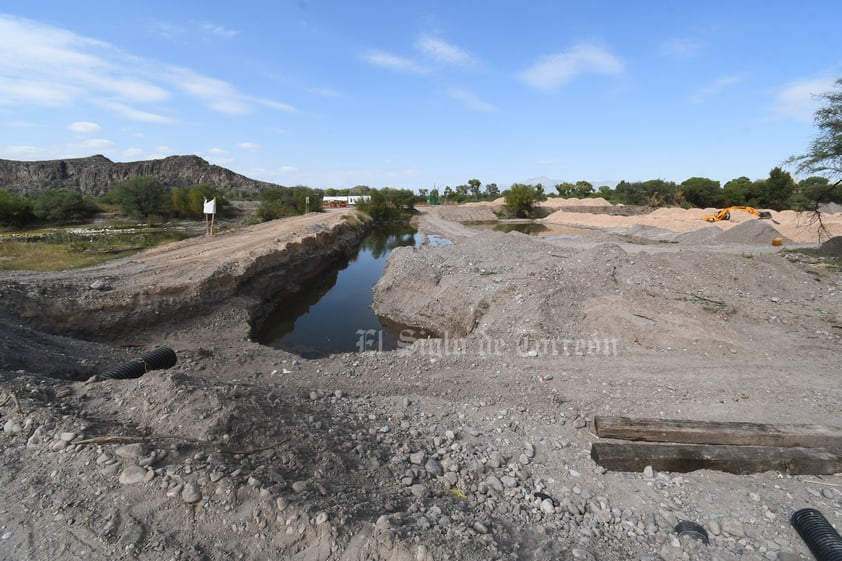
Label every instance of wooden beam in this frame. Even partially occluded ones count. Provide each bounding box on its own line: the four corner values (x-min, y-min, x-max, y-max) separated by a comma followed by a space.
590, 441, 842, 475
593, 416, 842, 449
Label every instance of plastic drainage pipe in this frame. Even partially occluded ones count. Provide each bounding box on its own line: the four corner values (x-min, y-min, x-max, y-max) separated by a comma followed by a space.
96, 347, 177, 381
791, 508, 842, 561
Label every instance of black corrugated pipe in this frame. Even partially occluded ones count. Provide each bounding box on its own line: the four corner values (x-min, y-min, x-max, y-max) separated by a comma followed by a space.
791, 508, 842, 561
96, 347, 177, 381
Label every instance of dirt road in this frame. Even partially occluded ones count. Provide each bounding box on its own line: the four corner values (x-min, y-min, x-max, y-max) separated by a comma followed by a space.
0, 210, 364, 339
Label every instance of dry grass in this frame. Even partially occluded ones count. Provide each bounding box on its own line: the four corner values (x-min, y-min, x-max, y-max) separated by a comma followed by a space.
0, 241, 138, 271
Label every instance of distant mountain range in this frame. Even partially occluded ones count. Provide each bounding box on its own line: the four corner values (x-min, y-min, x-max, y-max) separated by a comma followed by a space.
0, 154, 278, 198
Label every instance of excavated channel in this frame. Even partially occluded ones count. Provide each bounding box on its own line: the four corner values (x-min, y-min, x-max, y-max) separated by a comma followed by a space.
254, 224, 427, 358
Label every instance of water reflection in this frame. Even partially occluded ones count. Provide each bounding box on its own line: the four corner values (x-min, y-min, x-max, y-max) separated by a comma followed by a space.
255, 224, 418, 358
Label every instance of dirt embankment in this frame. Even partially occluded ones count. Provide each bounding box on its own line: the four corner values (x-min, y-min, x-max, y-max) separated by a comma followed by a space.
0, 211, 368, 341
2, 204, 842, 561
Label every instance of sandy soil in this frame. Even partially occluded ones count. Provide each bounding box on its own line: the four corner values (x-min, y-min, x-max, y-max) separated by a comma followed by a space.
1, 204, 841, 561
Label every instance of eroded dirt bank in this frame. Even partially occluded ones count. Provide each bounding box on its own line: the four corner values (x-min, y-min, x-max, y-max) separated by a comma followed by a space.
1, 206, 842, 561
0, 211, 367, 341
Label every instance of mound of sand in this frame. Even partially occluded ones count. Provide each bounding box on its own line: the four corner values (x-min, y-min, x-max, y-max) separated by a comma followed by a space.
819, 236, 842, 257
712, 219, 789, 245
540, 197, 613, 208
818, 202, 842, 214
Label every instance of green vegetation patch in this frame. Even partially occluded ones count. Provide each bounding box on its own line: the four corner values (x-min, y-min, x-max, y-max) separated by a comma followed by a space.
0, 226, 192, 271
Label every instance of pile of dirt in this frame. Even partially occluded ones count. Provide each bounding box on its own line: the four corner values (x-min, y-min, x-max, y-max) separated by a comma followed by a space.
374, 230, 836, 357
819, 235, 842, 257
434, 205, 498, 223
540, 197, 613, 208
711, 219, 789, 245
819, 202, 842, 214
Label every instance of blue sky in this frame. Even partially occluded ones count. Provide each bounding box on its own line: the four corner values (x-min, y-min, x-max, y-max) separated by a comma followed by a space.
1, 1, 840, 191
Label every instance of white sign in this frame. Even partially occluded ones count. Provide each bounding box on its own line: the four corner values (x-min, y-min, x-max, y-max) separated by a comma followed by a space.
203, 197, 216, 214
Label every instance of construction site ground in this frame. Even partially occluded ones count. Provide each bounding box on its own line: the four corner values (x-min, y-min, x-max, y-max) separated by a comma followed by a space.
1, 200, 841, 561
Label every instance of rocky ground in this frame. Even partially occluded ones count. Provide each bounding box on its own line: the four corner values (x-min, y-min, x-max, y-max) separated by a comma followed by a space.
1, 204, 842, 561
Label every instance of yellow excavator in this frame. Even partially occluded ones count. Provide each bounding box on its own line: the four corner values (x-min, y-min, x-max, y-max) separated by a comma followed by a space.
701, 206, 773, 223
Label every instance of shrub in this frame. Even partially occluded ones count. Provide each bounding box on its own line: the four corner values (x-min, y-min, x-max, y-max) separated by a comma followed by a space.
31, 189, 100, 224
0, 189, 34, 227
110, 177, 172, 220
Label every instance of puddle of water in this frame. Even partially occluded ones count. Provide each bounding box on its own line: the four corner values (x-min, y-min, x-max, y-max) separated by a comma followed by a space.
468, 221, 584, 238
255, 224, 421, 358
424, 234, 452, 247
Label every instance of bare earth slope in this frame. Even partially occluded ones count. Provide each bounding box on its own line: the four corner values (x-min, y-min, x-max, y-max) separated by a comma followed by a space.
1, 205, 841, 561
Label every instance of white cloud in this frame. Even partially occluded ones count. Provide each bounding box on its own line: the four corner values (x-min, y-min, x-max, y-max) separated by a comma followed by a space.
200, 21, 239, 38
0, 76, 79, 106
690, 74, 744, 104
208, 147, 228, 155
307, 87, 339, 97
3, 145, 42, 155
148, 20, 185, 40
278, 165, 298, 173
362, 51, 428, 75
167, 67, 250, 115
660, 38, 701, 59
99, 101, 173, 123
69, 121, 101, 133
772, 77, 837, 122
238, 142, 260, 151
448, 88, 496, 112
257, 98, 297, 112
415, 35, 474, 66
518, 44, 623, 92
0, 15, 294, 121
122, 147, 145, 159
79, 138, 114, 150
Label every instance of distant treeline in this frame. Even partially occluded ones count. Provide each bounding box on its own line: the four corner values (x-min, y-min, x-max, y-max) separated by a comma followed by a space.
424, 167, 842, 211
4, 168, 841, 228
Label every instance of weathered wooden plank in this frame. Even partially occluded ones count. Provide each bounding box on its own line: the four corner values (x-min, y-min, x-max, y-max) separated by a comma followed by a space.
590, 441, 842, 475
593, 416, 842, 449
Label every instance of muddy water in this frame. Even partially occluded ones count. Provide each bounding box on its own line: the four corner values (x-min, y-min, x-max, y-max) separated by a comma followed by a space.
255, 225, 418, 358
467, 221, 586, 238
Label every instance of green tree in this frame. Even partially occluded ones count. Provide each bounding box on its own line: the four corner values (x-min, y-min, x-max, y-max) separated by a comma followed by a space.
763, 167, 796, 210
680, 177, 722, 208
789, 78, 842, 181
484, 183, 499, 198
0, 189, 34, 227
555, 182, 575, 197
722, 177, 753, 206
110, 177, 171, 220
788, 78, 842, 211
792, 176, 842, 209
171, 184, 229, 218
597, 185, 616, 201
614, 179, 679, 206
256, 186, 322, 221
355, 188, 415, 222
504, 183, 538, 217
573, 180, 594, 198
468, 178, 482, 199
31, 189, 99, 223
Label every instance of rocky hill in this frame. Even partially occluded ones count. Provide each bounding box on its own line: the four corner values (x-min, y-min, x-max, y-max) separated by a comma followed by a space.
0, 154, 278, 197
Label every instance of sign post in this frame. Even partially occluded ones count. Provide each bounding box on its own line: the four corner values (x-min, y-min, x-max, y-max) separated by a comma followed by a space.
203, 197, 217, 236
